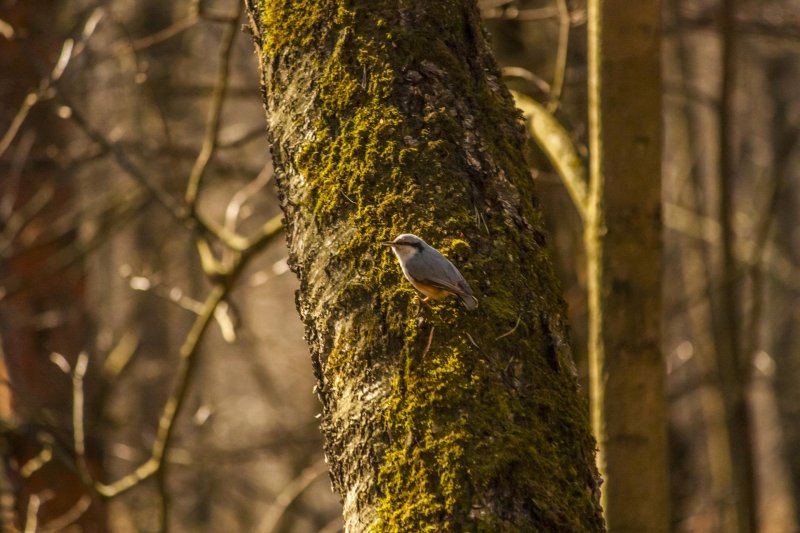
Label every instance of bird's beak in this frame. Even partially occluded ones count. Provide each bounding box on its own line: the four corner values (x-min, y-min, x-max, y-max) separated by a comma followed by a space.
381, 241, 394, 247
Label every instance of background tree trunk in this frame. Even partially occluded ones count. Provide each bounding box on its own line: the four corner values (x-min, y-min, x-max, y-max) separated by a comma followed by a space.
248, 0, 604, 530
586, 0, 670, 530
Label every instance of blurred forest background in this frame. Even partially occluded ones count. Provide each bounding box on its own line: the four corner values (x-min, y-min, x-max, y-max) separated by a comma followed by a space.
0, 0, 798, 531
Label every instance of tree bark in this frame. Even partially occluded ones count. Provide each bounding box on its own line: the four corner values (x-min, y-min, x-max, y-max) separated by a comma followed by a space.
586, 0, 670, 531
247, 0, 604, 530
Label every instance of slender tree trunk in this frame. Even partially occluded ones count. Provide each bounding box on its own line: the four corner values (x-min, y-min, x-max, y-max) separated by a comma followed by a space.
586, 0, 670, 530
715, 1, 758, 530
247, 0, 604, 530
666, 7, 742, 527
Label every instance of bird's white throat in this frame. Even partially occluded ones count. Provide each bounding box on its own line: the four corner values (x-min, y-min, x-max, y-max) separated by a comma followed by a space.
391, 245, 419, 262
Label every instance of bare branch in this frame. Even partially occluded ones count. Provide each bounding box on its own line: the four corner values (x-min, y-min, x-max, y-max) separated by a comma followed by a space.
0, 438, 18, 532
22, 494, 40, 533
49, 353, 72, 375
256, 459, 329, 533
0, 38, 72, 159
0, 129, 36, 222
185, 8, 242, 213
128, 14, 199, 52
101, 330, 140, 383
501, 66, 550, 94
19, 434, 54, 479
512, 91, 588, 219
318, 516, 344, 533
224, 164, 273, 236
495, 316, 522, 340
71, 352, 91, 483
38, 495, 91, 533
421, 327, 435, 359
0, 185, 54, 256
548, 0, 570, 111
197, 235, 230, 279
241, 215, 285, 257
482, 5, 559, 21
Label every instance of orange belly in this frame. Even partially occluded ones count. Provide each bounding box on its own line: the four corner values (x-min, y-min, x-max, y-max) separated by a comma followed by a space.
409, 280, 450, 299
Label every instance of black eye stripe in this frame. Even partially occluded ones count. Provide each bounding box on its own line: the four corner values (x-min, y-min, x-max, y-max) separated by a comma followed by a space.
395, 241, 423, 250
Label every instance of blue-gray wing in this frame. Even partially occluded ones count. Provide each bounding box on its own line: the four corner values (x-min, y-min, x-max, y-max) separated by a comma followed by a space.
406, 248, 478, 309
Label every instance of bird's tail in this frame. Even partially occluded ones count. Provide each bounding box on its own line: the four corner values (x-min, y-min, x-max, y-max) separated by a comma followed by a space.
459, 293, 478, 310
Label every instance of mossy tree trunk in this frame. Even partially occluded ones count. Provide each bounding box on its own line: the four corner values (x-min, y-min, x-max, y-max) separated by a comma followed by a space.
586, 0, 669, 531
247, 1, 604, 530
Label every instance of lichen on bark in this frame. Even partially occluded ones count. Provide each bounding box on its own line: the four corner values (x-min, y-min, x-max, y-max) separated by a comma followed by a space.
250, 0, 604, 531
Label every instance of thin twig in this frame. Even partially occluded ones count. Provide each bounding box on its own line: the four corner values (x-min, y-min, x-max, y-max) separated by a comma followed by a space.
128, 14, 199, 52
318, 516, 344, 533
49, 352, 72, 375
244, 0, 265, 48
185, 7, 242, 213
39, 495, 91, 533
0, 129, 36, 221
421, 327, 435, 359
516, 7, 560, 21
222, 165, 273, 264
218, 126, 267, 148
0, 451, 17, 532
0, 185, 54, 256
22, 494, 40, 533
495, 316, 522, 340
72, 352, 91, 483
482, 6, 559, 21
464, 332, 480, 349
195, 236, 228, 278
224, 164, 273, 235
101, 330, 140, 383
256, 459, 329, 533
0, 39, 73, 159
501, 66, 550, 94
548, 0, 571, 111
19, 434, 54, 478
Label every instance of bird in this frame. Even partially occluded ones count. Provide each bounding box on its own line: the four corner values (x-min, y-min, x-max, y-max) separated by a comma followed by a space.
381, 233, 478, 310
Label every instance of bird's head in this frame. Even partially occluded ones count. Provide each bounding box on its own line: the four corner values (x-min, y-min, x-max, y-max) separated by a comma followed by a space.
381, 233, 425, 261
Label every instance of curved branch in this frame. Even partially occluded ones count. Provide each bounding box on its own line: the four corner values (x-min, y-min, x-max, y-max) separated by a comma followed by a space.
512, 91, 587, 219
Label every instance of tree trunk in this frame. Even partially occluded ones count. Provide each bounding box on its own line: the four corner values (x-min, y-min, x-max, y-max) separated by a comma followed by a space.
714, 1, 758, 530
247, 1, 604, 530
586, 0, 670, 531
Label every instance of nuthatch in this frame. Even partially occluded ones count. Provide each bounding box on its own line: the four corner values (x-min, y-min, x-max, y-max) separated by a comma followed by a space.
382, 234, 478, 310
